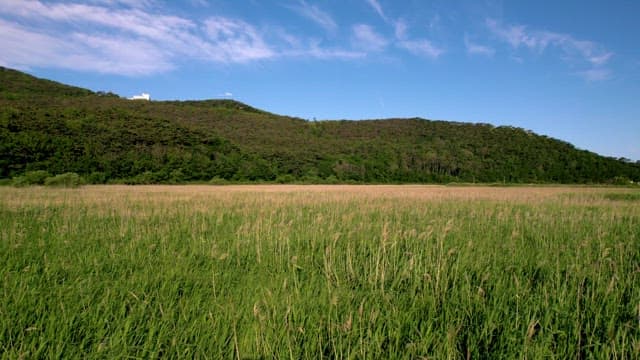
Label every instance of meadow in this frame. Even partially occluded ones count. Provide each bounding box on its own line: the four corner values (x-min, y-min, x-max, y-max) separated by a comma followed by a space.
1, 185, 638, 359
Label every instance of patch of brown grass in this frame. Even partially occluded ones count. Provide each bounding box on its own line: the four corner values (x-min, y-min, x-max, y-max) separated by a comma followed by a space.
0, 185, 634, 216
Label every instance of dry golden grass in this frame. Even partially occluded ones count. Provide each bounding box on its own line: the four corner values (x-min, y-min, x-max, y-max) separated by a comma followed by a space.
1, 183, 631, 205
2, 185, 635, 224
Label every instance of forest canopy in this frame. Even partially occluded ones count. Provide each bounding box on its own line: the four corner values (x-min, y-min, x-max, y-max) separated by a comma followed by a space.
1, 67, 638, 184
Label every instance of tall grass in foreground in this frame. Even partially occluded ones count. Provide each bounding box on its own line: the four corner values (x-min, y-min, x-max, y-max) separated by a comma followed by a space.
1, 185, 639, 358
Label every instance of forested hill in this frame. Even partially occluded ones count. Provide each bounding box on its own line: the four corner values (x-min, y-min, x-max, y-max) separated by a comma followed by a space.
1, 66, 638, 184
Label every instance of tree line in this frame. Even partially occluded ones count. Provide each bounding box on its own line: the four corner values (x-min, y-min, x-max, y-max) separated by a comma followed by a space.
1, 67, 639, 185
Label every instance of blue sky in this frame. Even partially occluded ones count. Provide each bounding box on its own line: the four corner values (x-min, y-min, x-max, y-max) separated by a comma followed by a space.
1, 0, 638, 160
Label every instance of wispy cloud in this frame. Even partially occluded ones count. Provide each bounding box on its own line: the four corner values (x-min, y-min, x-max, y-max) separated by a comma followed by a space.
568, 40, 614, 67
486, 18, 613, 80
579, 68, 612, 82
0, 0, 449, 74
189, 0, 209, 7
352, 24, 388, 52
85, 0, 157, 9
393, 19, 407, 40
0, 0, 363, 75
464, 35, 494, 57
398, 39, 444, 59
203, 17, 275, 62
486, 19, 538, 50
361, 1, 443, 60
289, 43, 366, 60
365, 0, 388, 22
0, 18, 173, 75
287, 1, 337, 33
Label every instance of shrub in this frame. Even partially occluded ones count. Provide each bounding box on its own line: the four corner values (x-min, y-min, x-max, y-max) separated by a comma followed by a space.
125, 171, 158, 185
324, 175, 339, 184
603, 192, 640, 201
169, 169, 185, 184
208, 176, 228, 185
12, 170, 50, 186
11, 176, 28, 187
276, 174, 296, 184
610, 176, 632, 185
44, 172, 84, 188
86, 171, 108, 184
301, 174, 323, 184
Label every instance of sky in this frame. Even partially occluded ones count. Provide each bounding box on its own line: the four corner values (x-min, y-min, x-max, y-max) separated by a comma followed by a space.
1, 0, 639, 160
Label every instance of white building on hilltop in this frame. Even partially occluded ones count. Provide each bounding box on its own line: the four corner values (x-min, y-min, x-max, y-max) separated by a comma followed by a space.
129, 92, 150, 101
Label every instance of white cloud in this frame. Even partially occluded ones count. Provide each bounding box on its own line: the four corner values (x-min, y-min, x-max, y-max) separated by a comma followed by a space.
352, 24, 388, 52
486, 18, 613, 81
284, 39, 366, 60
189, 0, 209, 7
393, 19, 407, 40
360, 3, 443, 60
485, 19, 611, 62
365, 0, 387, 22
94, 0, 155, 6
0, 18, 173, 75
0, 19, 73, 70
568, 40, 613, 67
588, 53, 613, 66
72, 33, 175, 73
486, 19, 537, 50
203, 17, 275, 62
288, 1, 337, 33
579, 68, 612, 82
398, 39, 444, 59
0, 1, 196, 45
0, 0, 215, 74
0, 0, 367, 75
464, 35, 495, 57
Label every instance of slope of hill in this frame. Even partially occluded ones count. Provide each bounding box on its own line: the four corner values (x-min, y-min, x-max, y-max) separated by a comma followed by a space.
1, 67, 638, 184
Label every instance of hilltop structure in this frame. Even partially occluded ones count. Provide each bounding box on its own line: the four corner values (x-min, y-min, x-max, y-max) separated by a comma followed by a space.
129, 93, 150, 101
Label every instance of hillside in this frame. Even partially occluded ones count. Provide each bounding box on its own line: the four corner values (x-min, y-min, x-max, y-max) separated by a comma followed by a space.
1, 66, 638, 184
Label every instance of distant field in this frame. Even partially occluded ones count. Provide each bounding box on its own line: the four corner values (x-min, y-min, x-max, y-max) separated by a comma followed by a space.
1, 185, 639, 358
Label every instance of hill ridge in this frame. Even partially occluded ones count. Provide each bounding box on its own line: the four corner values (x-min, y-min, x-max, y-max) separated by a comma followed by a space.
1, 67, 638, 184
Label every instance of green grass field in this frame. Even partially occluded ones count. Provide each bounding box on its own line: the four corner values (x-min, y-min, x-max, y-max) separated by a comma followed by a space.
1, 185, 639, 358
